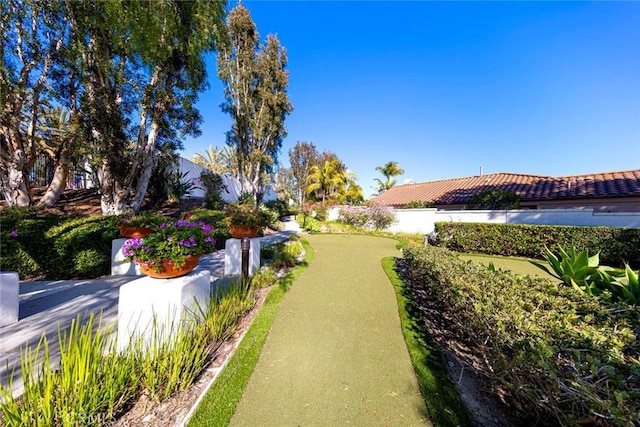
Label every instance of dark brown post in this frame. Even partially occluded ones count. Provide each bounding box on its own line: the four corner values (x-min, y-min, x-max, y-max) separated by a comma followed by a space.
241, 237, 250, 282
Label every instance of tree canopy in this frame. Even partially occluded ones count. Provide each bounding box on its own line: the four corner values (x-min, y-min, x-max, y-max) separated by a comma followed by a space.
218, 3, 293, 203
1, 0, 227, 213
374, 161, 405, 194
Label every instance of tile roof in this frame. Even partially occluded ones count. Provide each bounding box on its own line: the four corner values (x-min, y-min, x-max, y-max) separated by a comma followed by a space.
371, 169, 640, 207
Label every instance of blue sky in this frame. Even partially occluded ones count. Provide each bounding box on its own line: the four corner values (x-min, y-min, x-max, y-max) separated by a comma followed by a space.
181, 1, 640, 199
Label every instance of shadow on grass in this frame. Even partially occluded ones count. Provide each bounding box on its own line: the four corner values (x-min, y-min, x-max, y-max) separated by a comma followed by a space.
382, 256, 473, 427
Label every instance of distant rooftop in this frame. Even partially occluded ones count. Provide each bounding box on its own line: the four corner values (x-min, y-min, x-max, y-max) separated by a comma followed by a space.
370, 169, 640, 207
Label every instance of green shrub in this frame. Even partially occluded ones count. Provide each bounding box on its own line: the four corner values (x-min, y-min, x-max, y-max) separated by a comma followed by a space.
434, 222, 640, 268
399, 200, 435, 209
260, 205, 281, 230
200, 171, 226, 210
250, 267, 278, 289
189, 208, 229, 249
403, 245, 640, 425
133, 317, 210, 402
0, 212, 120, 279
263, 199, 296, 218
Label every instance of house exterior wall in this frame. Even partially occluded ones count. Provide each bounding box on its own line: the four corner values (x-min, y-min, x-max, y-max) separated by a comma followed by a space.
327, 206, 640, 235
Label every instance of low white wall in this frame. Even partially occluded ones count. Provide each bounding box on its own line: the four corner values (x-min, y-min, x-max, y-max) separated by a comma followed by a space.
328, 206, 640, 234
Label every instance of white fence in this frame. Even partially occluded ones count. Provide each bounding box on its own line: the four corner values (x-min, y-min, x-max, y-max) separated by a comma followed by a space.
328, 207, 640, 235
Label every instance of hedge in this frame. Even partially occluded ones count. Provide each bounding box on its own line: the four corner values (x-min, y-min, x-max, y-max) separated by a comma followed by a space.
433, 222, 640, 268
402, 244, 640, 425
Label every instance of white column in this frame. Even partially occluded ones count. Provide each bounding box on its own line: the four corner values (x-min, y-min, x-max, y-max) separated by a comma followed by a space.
116, 269, 210, 353
111, 238, 143, 276
224, 237, 261, 277
0, 272, 19, 327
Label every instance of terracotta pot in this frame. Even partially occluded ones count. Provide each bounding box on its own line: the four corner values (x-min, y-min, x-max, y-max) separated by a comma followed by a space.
138, 255, 201, 279
119, 226, 154, 238
229, 225, 259, 239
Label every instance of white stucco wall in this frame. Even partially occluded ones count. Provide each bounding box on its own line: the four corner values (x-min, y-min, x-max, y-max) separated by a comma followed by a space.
328, 206, 640, 234
173, 157, 275, 202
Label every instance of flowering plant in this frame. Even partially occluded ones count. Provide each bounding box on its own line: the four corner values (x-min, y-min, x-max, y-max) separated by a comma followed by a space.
222, 202, 269, 229
122, 217, 216, 272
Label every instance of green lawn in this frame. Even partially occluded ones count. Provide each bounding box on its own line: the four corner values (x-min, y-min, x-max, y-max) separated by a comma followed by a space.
458, 253, 556, 280
226, 234, 431, 426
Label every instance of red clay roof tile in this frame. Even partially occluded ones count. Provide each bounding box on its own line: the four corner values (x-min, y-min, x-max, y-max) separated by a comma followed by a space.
371, 169, 640, 207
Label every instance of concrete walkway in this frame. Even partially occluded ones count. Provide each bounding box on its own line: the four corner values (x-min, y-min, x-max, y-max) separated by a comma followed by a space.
0, 218, 300, 399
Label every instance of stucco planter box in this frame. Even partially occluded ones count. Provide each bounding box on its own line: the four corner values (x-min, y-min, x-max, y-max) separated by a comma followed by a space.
111, 238, 143, 276
116, 269, 210, 353
0, 272, 19, 327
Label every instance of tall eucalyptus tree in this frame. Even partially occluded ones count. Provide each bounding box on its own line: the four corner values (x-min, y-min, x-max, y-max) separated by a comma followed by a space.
218, 3, 293, 203
0, 0, 67, 207
289, 141, 320, 205
1, 0, 228, 213
67, 0, 228, 214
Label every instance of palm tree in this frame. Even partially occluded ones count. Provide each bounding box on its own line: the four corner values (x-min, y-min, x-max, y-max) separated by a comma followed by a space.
374, 161, 405, 194
192, 145, 228, 173
306, 159, 346, 202
342, 169, 364, 204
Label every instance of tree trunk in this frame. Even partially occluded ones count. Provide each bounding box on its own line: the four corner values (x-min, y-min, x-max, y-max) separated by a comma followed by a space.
100, 159, 127, 215
36, 158, 69, 208
130, 97, 164, 213
1, 148, 32, 207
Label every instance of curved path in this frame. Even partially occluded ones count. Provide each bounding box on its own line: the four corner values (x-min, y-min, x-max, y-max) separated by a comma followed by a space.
230, 234, 430, 426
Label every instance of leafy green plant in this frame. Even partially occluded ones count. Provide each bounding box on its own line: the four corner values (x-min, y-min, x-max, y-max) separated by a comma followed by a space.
222, 202, 269, 229
531, 245, 640, 304
250, 267, 278, 289
530, 246, 600, 288
0, 314, 138, 426
610, 264, 640, 304
133, 316, 210, 402
200, 171, 226, 210
269, 240, 303, 269
204, 279, 257, 342
166, 170, 199, 201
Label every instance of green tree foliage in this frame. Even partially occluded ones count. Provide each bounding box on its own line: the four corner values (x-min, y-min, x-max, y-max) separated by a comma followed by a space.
306, 158, 345, 203
467, 189, 520, 209
1, 0, 67, 207
288, 141, 320, 205
374, 161, 404, 194
305, 151, 364, 204
68, 0, 227, 214
1, 0, 227, 214
193, 145, 235, 174
218, 3, 293, 203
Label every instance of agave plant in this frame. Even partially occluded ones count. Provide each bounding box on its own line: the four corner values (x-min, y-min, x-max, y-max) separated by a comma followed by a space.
530, 246, 600, 289
609, 264, 640, 305
531, 245, 640, 305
